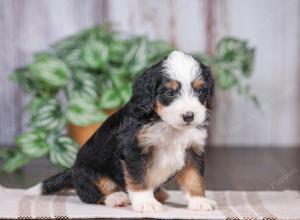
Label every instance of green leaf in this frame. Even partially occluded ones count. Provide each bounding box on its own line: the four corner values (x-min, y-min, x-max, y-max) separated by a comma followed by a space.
49, 135, 79, 168
216, 37, 255, 74
30, 56, 70, 88
119, 82, 132, 103
33, 52, 53, 62
99, 88, 122, 109
110, 67, 130, 87
67, 97, 107, 125
17, 130, 49, 158
61, 48, 84, 68
217, 38, 244, 61
241, 48, 255, 77
52, 36, 88, 68
10, 68, 39, 94
109, 39, 128, 64
0, 148, 13, 161
214, 37, 258, 107
125, 37, 149, 75
215, 67, 237, 90
30, 98, 65, 131
27, 97, 44, 113
81, 37, 109, 70
2, 152, 30, 173
70, 72, 99, 102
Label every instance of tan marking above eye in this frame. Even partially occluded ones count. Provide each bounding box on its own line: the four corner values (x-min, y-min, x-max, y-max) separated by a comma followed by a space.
192, 78, 205, 91
165, 80, 180, 90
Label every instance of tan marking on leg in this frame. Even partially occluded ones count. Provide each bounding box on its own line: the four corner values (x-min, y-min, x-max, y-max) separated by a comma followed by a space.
125, 128, 156, 188
121, 160, 144, 191
121, 152, 155, 191
176, 163, 205, 197
154, 188, 169, 203
95, 177, 118, 196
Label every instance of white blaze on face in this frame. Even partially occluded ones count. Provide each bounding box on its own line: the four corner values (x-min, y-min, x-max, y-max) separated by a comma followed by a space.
161, 51, 207, 129
163, 51, 200, 96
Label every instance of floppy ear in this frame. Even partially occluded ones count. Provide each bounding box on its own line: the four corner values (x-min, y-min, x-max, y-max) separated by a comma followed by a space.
201, 63, 214, 110
131, 65, 161, 116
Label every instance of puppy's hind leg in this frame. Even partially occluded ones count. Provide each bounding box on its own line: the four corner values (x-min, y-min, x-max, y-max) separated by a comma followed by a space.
104, 191, 129, 207
73, 168, 104, 204
95, 176, 129, 207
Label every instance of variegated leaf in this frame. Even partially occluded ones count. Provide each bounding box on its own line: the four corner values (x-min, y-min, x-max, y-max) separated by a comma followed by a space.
99, 88, 122, 110
17, 131, 49, 158
2, 152, 30, 173
30, 56, 70, 88
49, 136, 79, 168
81, 37, 109, 70
67, 97, 107, 125
30, 98, 65, 131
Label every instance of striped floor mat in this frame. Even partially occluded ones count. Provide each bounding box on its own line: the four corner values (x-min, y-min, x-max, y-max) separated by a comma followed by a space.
0, 185, 299, 219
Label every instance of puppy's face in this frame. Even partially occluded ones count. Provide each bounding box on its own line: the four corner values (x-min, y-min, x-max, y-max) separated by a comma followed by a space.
154, 51, 213, 130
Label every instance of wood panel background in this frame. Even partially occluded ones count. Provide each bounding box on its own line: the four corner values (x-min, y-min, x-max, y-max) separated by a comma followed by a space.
0, 0, 299, 147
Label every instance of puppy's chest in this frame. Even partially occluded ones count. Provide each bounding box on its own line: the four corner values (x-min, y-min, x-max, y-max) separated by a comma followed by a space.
138, 122, 207, 187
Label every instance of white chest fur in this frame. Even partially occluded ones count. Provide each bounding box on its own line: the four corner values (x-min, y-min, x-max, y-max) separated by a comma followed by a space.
138, 122, 207, 188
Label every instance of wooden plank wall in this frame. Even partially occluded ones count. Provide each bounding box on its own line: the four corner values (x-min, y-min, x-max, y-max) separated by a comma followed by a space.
0, 0, 106, 145
0, 0, 299, 147
212, 0, 300, 147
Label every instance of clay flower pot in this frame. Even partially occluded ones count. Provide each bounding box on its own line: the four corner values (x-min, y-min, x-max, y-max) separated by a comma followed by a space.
67, 109, 117, 146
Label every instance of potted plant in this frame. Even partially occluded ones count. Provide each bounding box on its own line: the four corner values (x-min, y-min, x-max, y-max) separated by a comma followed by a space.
1, 25, 256, 173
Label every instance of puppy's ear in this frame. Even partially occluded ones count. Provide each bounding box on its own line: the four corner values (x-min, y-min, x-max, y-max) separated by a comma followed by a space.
131, 65, 162, 116
201, 63, 214, 110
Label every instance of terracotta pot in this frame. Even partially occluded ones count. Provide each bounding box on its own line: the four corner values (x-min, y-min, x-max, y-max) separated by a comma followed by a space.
67, 109, 117, 146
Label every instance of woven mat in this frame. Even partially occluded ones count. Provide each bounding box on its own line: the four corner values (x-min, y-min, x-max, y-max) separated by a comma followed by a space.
0, 185, 300, 219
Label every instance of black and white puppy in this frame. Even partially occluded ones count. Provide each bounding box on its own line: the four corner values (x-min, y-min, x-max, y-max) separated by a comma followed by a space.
37, 51, 216, 212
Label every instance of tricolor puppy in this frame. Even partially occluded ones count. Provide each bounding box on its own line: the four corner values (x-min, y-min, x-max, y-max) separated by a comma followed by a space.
39, 51, 216, 212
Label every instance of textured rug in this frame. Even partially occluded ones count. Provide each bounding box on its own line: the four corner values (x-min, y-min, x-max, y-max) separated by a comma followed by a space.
0, 185, 300, 219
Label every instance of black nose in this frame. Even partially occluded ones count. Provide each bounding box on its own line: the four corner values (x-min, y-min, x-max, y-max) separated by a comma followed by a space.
182, 111, 194, 123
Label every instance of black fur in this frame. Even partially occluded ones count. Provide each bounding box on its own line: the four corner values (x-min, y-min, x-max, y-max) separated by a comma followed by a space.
42, 53, 214, 205
200, 62, 214, 110
42, 168, 73, 194
131, 60, 164, 116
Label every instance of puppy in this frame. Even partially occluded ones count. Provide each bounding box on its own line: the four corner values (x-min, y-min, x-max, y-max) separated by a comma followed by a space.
40, 51, 216, 212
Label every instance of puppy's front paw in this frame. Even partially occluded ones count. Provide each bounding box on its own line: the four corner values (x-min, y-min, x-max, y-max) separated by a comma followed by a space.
132, 197, 162, 212
188, 197, 217, 211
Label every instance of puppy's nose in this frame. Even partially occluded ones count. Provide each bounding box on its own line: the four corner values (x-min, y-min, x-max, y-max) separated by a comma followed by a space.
182, 111, 194, 123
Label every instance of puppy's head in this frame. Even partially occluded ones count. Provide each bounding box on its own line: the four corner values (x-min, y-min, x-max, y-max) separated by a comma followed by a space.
132, 51, 214, 129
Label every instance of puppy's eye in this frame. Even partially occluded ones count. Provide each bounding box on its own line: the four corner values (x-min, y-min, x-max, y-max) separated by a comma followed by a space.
165, 89, 175, 97
198, 87, 207, 96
